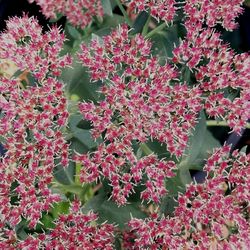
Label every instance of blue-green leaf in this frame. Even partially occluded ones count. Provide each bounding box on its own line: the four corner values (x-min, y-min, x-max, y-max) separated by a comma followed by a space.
83, 189, 147, 229
101, 0, 113, 16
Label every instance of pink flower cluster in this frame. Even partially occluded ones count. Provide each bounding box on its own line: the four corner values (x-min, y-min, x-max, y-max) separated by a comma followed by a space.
184, 0, 244, 30
0, 0, 248, 247
122, 0, 177, 22
1, 200, 115, 249
0, 15, 72, 80
79, 25, 202, 157
77, 21, 250, 204
28, 0, 103, 28
129, 146, 250, 249
122, 0, 243, 30
27, 0, 245, 32
0, 16, 71, 242
77, 24, 202, 204
173, 27, 250, 133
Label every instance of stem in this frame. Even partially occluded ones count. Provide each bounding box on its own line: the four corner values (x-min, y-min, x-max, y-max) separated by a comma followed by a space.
140, 143, 153, 155
65, 132, 74, 140
142, 14, 151, 36
178, 160, 192, 185
145, 22, 167, 39
75, 163, 82, 184
206, 120, 250, 129
115, 0, 133, 27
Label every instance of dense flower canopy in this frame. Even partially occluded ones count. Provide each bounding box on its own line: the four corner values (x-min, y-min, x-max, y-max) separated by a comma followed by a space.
0, 0, 249, 249
0, 16, 71, 244
28, 0, 104, 28
129, 146, 250, 249
29, 0, 245, 30
122, 0, 177, 23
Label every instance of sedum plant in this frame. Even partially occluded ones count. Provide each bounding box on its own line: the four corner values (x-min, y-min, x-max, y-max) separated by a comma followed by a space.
0, 0, 249, 249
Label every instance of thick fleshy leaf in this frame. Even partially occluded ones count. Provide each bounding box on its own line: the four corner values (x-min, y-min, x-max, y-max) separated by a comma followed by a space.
160, 196, 178, 216
53, 160, 75, 185
183, 111, 207, 165
132, 11, 149, 34
68, 114, 100, 149
182, 112, 221, 169
177, 112, 221, 185
60, 54, 100, 101
151, 25, 179, 60
65, 24, 82, 40
83, 189, 147, 229
101, 0, 113, 16
165, 169, 187, 195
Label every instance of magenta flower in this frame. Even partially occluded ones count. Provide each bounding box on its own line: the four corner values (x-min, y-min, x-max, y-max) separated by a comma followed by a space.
122, 0, 243, 30
1, 200, 115, 249
173, 28, 250, 133
0, 16, 71, 241
0, 0, 248, 248
28, 0, 104, 28
184, 0, 244, 30
129, 146, 250, 249
122, 0, 177, 23
0, 15, 72, 80
77, 24, 203, 205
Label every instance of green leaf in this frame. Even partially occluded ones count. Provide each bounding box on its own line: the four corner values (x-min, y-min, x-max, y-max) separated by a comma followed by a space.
183, 111, 207, 165
178, 111, 221, 185
53, 160, 75, 185
132, 11, 149, 34
51, 201, 70, 218
40, 214, 55, 229
66, 24, 82, 40
53, 182, 94, 202
177, 111, 206, 185
68, 114, 100, 149
190, 130, 221, 169
70, 138, 89, 154
56, 184, 84, 196
114, 237, 122, 250
160, 196, 178, 216
165, 169, 188, 194
69, 114, 83, 128
60, 54, 100, 101
224, 87, 240, 101
93, 14, 125, 37
150, 25, 179, 61
98, 201, 146, 228
83, 189, 147, 229
73, 129, 98, 149
39, 202, 70, 230
179, 166, 192, 185
101, 0, 113, 16
181, 112, 221, 170
15, 221, 29, 240
76, 119, 92, 130
91, 33, 104, 45
240, 145, 247, 154
144, 139, 172, 159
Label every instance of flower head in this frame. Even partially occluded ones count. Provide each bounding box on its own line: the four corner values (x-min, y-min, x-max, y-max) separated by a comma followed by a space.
0, 15, 72, 80
2, 200, 115, 249
173, 28, 250, 133
184, 0, 244, 30
0, 16, 70, 236
129, 146, 250, 249
77, 25, 203, 205
79, 24, 202, 157
122, 0, 177, 23
28, 0, 104, 28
